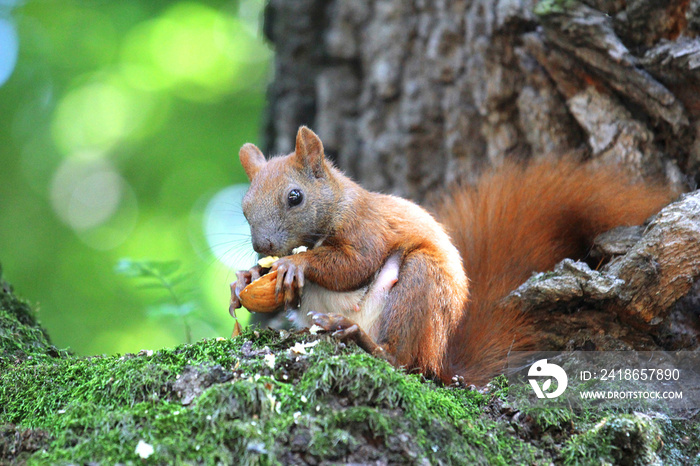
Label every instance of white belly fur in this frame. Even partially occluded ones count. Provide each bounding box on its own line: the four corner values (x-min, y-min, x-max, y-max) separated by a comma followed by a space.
290, 252, 401, 340
294, 284, 369, 324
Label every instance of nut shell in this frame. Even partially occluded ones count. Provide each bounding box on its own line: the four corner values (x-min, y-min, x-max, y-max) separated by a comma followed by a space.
239, 270, 284, 313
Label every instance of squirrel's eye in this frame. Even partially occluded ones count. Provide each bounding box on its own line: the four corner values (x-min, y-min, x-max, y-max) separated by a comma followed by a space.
287, 189, 303, 207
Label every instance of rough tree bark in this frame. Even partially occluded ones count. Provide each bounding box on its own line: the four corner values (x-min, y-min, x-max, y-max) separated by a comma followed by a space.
261, 0, 700, 350
263, 0, 700, 198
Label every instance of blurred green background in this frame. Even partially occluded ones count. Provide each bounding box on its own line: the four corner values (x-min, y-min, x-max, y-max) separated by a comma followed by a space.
0, 0, 269, 355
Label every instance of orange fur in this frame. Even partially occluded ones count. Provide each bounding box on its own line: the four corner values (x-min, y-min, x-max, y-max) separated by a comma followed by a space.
434, 159, 674, 384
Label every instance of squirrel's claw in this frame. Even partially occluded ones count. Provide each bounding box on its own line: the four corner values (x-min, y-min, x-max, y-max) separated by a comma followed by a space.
229, 282, 240, 315
273, 257, 305, 305
332, 323, 361, 340
230, 265, 264, 313
308, 311, 354, 333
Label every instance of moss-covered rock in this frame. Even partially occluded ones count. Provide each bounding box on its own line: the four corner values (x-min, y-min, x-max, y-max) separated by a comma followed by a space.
533, 0, 577, 16
0, 270, 698, 464
0, 264, 69, 367
0, 329, 537, 464
560, 413, 662, 465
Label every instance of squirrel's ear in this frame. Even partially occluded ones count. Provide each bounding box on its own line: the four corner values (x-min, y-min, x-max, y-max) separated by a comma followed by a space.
294, 126, 326, 177
239, 143, 266, 181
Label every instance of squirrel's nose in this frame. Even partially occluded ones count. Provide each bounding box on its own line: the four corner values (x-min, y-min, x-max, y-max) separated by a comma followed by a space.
252, 237, 275, 256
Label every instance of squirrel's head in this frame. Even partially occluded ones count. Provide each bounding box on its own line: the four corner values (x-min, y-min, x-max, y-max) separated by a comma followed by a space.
239, 126, 340, 257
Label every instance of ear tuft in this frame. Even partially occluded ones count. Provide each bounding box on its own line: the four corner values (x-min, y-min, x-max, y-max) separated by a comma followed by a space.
294, 126, 326, 177
239, 143, 266, 181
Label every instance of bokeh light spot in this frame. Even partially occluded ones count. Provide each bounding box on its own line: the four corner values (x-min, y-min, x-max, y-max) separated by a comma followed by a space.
51, 74, 169, 155
203, 184, 256, 269
121, 1, 270, 101
67, 170, 122, 230
50, 158, 138, 250
51, 81, 130, 154
0, 18, 18, 87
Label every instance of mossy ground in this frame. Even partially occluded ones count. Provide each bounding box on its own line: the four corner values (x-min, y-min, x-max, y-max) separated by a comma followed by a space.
1, 268, 699, 465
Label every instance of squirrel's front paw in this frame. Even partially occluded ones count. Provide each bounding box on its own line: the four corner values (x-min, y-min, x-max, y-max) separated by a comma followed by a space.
272, 257, 305, 305
229, 265, 264, 314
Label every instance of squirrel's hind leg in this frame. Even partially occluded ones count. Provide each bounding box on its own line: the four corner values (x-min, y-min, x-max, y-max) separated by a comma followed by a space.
375, 249, 465, 381
308, 311, 397, 365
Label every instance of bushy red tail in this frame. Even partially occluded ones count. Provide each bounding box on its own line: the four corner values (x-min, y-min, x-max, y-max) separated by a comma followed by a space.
434, 159, 675, 384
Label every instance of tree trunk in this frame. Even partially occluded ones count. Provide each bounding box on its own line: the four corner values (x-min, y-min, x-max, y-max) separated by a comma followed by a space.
261, 0, 700, 348
263, 0, 700, 201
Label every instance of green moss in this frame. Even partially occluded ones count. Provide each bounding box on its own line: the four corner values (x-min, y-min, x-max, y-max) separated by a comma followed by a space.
561, 414, 663, 465
655, 418, 700, 464
0, 326, 540, 464
1, 276, 698, 464
0, 263, 69, 367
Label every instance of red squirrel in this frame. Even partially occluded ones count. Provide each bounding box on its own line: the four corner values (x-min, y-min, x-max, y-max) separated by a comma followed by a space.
230, 126, 674, 385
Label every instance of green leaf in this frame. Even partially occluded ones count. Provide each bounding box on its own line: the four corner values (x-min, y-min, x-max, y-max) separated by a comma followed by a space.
169, 272, 194, 287
115, 258, 182, 280
136, 282, 171, 291
114, 258, 148, 278
146, 302, 196, 318
146, 260, 181, 278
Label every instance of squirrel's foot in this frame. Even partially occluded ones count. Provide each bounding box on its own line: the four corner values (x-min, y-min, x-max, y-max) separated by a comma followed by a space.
308, 311, 396, 365
450, 374, 466, 388
308, 311, 362, 341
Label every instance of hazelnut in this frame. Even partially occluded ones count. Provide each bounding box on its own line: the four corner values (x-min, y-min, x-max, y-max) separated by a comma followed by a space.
239, 270, 284, 313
